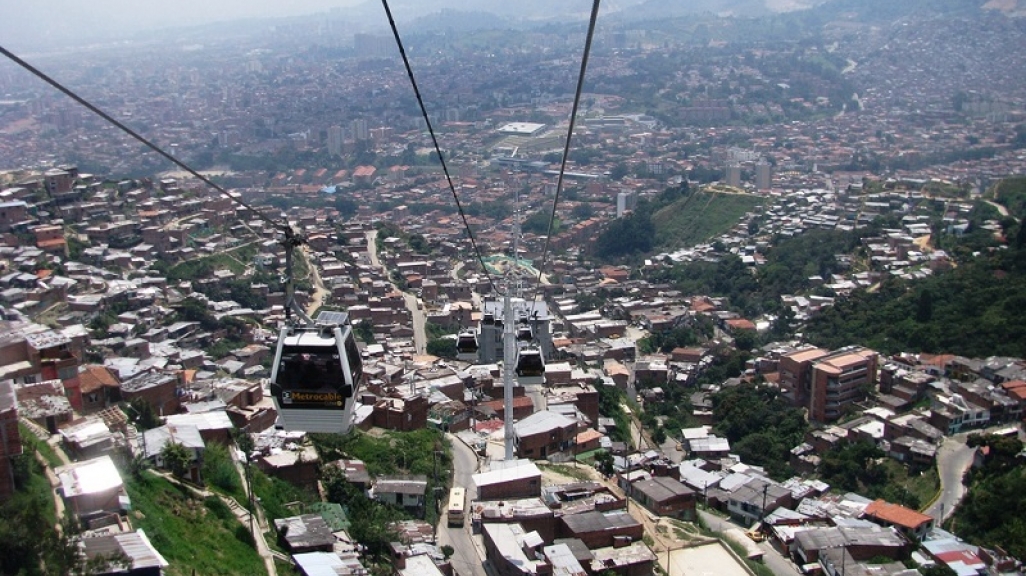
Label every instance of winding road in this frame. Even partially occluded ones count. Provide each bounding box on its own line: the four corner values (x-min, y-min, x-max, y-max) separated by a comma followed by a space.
924, 434, 976, 522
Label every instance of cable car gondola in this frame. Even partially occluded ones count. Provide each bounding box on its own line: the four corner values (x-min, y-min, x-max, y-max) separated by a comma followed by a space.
270, 311, 363, 434
515, 321, 533, 342
456, 328, 479, 362
515, 342, 545, 386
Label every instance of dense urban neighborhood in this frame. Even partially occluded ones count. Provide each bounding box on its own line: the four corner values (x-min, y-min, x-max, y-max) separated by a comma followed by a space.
2, 1, 1026, 576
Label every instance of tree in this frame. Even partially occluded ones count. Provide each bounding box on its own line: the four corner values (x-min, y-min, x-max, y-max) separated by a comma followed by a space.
427, 338, 457, 359
161, 441, 192, 479
126, 398, 161, 430
594, 450, 615, 477
354, 321, 376, 344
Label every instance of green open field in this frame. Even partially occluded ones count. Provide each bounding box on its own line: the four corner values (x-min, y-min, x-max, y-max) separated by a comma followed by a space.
652, 190, 762, 250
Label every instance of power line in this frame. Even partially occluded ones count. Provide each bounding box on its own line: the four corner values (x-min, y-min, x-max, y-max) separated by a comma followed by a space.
0, 44, 285, 235
530, 0, 602, 309
379, 0, 499, 296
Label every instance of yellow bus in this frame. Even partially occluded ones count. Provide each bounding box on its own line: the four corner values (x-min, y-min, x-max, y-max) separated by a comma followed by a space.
447, 486, 466, 527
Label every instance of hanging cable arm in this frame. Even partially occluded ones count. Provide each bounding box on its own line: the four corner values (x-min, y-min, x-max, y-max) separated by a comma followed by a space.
379, 0, 499, 296
0, 44, 286, 234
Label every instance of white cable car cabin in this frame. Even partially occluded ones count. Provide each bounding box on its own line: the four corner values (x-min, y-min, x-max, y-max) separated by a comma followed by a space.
515, 342, 545, 385
270, 311, 363, 434
456, 328, 479, 362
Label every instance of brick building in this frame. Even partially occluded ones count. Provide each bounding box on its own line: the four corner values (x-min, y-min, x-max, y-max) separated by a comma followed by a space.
0, 381, 21, 502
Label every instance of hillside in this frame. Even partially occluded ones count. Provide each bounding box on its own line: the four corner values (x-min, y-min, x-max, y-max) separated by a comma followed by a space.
126, 473, 265, 576
804, 234, 1026, 358
651, 190, 762, 251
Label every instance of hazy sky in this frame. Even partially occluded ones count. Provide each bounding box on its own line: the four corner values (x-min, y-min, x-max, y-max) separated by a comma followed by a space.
0, 0, 364, 48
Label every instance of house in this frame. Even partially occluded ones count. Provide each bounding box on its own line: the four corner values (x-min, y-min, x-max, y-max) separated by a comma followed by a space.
862, 499, 934, 541
325, 459, 371, 492
257, 446, 320, 493
794, 524, 907, 566
143, 424, 205, 484
56, 455, 127, 526
514, 410, 578, 462
558, 510, 643, 549
274, 514, 336, 553
589, 541, 657, 576
164, 411, 234, 445
371, 476, 428, 516
78, 365, 121, 414
630, 476, 696, 520
79, 529, 169, 576
372, 394, 429, 431
120, 370, 180, 418
16, 380, 74, 433
544, 543, 587, 576
726, 478, 793, 525
482, 523, 547, 576
292, 551, 369, 576
59, 417, 119, 460
473, 459, 542, 500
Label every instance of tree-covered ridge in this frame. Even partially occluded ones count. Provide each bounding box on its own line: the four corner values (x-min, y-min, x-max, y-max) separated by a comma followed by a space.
804, 244, 1026, 358
643, 220, 890, 317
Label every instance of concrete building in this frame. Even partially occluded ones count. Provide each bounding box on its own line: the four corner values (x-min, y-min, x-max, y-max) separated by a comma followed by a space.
327, 125, 344, 156
756, 160, 772, 190
778, 347, 829, 407
809, 347, 879, 422
725, 163, 742, 188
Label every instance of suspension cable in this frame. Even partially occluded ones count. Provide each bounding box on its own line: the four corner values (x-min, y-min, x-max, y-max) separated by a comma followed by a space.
0, 44, 285, 235
530, 0, 602, 310
379, 0, 500, 296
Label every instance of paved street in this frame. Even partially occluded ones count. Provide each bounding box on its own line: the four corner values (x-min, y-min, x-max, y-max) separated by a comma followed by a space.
925, 433, 977, 522
437, 434, 487, 576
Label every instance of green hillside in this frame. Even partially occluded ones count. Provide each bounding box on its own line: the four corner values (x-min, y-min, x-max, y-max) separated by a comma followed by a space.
651, 190, 762, 250
126, 473, 265, 576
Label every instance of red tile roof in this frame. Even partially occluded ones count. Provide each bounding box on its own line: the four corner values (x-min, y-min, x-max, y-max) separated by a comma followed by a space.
864, 499, 932, 529
78, 365, 120, 394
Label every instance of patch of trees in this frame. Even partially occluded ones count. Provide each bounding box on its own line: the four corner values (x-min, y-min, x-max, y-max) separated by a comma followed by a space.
952, 435, 1026, 558
593, 204, 656, 260
593, 183, 691, 260
522, 209, 560, 235
637, 316, 715, 354
710, 384, 807, 480
596, 384, 631, 444
817, 440, 921, 509
313, 428, 452, 552
426, 337, 457, 359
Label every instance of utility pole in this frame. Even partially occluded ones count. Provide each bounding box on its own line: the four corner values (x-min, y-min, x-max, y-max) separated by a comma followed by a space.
761, 483, 769, 523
